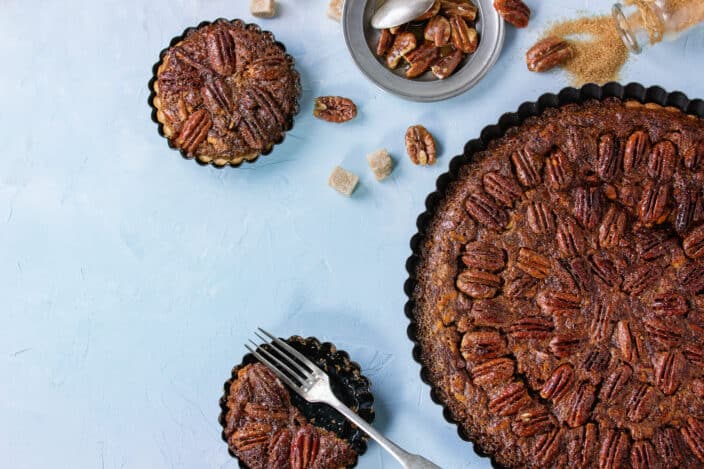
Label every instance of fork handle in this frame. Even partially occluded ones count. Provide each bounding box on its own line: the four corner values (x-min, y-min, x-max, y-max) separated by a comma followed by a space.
330, 400, 442, 469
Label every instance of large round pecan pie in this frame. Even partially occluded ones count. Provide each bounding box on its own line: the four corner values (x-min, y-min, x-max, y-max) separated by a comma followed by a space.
152, 19, 300, 166
410, 98, 704, 468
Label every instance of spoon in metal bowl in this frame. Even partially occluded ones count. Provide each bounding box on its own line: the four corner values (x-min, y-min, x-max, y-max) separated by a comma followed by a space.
370, 0, 437, 29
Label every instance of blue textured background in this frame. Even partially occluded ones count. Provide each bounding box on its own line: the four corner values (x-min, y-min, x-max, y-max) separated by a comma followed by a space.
1, 1, 703, 468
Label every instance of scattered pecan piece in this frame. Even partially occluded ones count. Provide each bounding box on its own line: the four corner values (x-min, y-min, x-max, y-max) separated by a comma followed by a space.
493, 0, 530, 28
526, 36, 573, 72
405, 125, 437, 165
313, 96, 357, 123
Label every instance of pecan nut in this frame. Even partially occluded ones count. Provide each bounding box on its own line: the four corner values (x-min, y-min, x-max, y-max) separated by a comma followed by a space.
622, 264, 661, 296
680, 260, 704, 294
386, 32, 417, 69
405, 125, 437, 165
488, 381, 531, 416
674, 189, 703, 235
505, 274, 538, 299
590, 303, 614, 343
460, 330, 507, 362
644, 318, 683, 348
599, 429, 630, 469
441, 0, 478, 20
654, 351, 685, 395
684, 140, 704, 170
652, 292, 688, 317
598, 205, 627, 249
526, 36, 573, 72
511, 147, 543, 187
541, 364, 574, 403
631, 440, 657, 469
656, 427, 687, 467
589, 254, 620, 287
648, 139, 677, 181
597, 133, 623, 181
431, 48, 464, 79
544, 148, 572, 190
449, 15, 478, 53
684, 224, 704, 259
414, 0, 441, 21
533, 429, 562, 465
615, 320, 636, 362
424, 15, 452, 46
639, 181, 671, 226
461, 242, 505, 272
456, 269, 501, 298
549, 335, 583, 358
246, 57, 290, 80
376, 28, 395, 56
682, 417, 704, 462
231, 422, 272, 451
623, 129, 651, 174
574, 186, 604, 229
313, 96, 357, 123
483, 171, 523, 207
465, 192, 508, 231
600, 362, 633, 402
562, 381, 596, 428
493, 0, 530, 27
556, 218, 585, 257
538, 291, 582, 316
512, 407, 555, 438
175, 109, 212, 155
526, 202, 555, 234
517, 248, 552, 279
471, 357, 515, 388
626, 383, 657, 422
569, 423, 598, 469
508, 317, 554, 339
267, 429, 292, 467
206, 27, 237, 76
290, 426, 320, 469
405, 42, 440, 78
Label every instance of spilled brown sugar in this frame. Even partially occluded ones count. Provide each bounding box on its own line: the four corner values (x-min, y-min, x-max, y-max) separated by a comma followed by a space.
545, 15, 630, 85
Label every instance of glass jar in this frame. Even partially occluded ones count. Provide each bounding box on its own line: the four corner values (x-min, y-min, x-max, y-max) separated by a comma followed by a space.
613, 0, 704, 53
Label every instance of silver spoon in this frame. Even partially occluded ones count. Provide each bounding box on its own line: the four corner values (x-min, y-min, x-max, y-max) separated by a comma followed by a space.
370, 0, 436, 29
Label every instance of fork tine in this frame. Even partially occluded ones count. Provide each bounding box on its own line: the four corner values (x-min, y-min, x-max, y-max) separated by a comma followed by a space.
248, 339, 307, 381
253, 332, 312, 379
258, 328, 318, 372
245, 344, 302, 391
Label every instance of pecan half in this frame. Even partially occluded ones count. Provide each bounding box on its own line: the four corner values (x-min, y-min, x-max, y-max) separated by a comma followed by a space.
615, 320, 636, 362
626, 383, 657, 422
376, 29, 394, 56
505, 274, 538, 299
680, 260, 704, 294
465, 192, 508, 231
574, 186, 604, 229
202, 77, 238, 122
461, 242, 505, 272
509, 317, 554, 339
231, 422, 272, 451
290, 426, 320, 469
493, 0, 530, 28
589, 253, 620, 287
590, 303, 614, 343
656, 427, 687, 467
513, 407, 555, 438
246, 57, 290, 80
456, 269, 501, 298
569, 423, 598, 469
517, 248, 551, 279
549, 335, 583, 358
424, 15, 452, 46
460, 330, 507, 362
562, 381, 596, 428
648, 139, 677, 181
441, 0, 478, 20
652, 292, 688, 317
471, 300, 508, 328
675, 188, 703, 235
488, 381, 531, 416
206, 27, 237, 76
526, 202, 555, 234
684, 224, 704, 259
556, 218, 585, 257
582, 349, 611, 381
544, 148, 572, 190
267, 429, 292, 467
541, 364, 574, 402
405, 125, 437, 165
622, 264, 661, 296
684, 140, 704, 170
623, 129, 651, 174
599, 429, 630, 469
526, 36, 573, 72
684, 343, 704, 366
600, 362, 633, 402
636, 229, 671, 260
654, 351, 685, 395
471, 357, 515, 388
313, 96, 357, 123
644, 318, 683, 348
175, 109, 212, 155
681, 417, 704, 462
538, 291, 581, 316
405, 42, 440, 78
631, 440, 657, 469
482, 171, 523, 207
533, 429, 562, 465
386, 32, 417, 69
597, 133, 623, 181
598, 205, 627, 249
431, 48, 464, 79
639, 181, 671, 226
449, 15, 478, 53
511, 147, 543, 187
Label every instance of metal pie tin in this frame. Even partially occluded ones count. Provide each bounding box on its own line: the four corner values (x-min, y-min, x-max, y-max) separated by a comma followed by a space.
342, 0, 505, 102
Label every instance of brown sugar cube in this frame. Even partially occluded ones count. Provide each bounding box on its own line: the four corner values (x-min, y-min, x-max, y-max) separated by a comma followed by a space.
251, 0, 276, 18
367, 149, 394, 181
328, 166, 359, 196
327, 0, 344, 22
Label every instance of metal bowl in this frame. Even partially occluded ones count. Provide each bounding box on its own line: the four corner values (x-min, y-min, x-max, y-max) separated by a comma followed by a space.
342, 0, 505, 102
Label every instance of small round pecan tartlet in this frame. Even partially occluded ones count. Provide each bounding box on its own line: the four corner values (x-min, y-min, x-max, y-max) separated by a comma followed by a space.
151, 19, 301, 167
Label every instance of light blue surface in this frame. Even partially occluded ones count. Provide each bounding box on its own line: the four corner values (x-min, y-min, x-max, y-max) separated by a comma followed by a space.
1, 1, 703, 468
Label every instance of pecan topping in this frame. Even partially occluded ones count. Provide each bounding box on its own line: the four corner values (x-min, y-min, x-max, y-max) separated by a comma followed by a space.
246, 57, 290, 80
684, 140, 704, 170
597, 133, 622, 181
202, 77, 238, 123
599, 429, 630, 469
623, 129, 651, 173
456, 269, 501, 299
431, 49, 464, 79
386, 32, 417, 69
615, 320, 636, 362
648, 139, 677, 181
680, 260, 704, 294
290, 426, 320, 469
556, 218, 585, 257
654, 351, 685, 395
405, 42, 440, 78
636, 229, 671, 260
465, 192, 508, 231
424, 15, 451, 46
488, 381, 531, 416
631, 440, 657, 469
483, 171, 523, 207
313, 96, 357, 123
622, 264, 661, 296
526, 36, 573, 72
505, 274, 538, 299
549, 335, 583, 358
681, 417, 704, 462
231, 422, 272, 451
675, 189, 703, 235
471, 300, 508, 328
493, 0, 530, 28
656, 427, 687, 467
684, 343, 704, 367
569, 423, 598, 469
626, 383, 657, 422
589, 254, 620, 287
206, 27, 237, 76
461, 242, 505, 272
460, 330, 507, 362
598, 205, 627, 249
639, 181, 671, 226
568, 258, 594, 290
684, 224, 704, 259
545, 148, 572, 190
582, 349, 611, 381
562, 381, 596, 428
652, 292, 688, 317
526, 202, 555, 234
509, 317, 554, 339
574, 186, 604, 229
267, 429, 292, 467
644, 318, 683, 348
512, 407, 555, 437
376, 29, 394, 56
533, 428, 562, 465
471, 357, 515, 388
449, 15, 478, 53
590, 303, 614, 343
538, 291, 581, 316
175, 109, 212, 155
244, 402, 289, 421
517, 248, 551, 279
540, 364, 574, 402
511, 147, 543, 187
405, 125, 437, 165
600, 362, 633, 402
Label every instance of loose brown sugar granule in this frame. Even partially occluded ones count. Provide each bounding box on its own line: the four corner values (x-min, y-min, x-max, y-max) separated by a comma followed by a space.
545, 15, 630, 86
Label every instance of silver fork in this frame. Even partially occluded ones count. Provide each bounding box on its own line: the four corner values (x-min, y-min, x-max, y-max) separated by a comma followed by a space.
246, 328, 442, 469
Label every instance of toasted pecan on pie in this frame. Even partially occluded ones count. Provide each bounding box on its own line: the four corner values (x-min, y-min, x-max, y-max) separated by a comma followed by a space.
411, 98, 704, 468
152, 19, 300, 166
